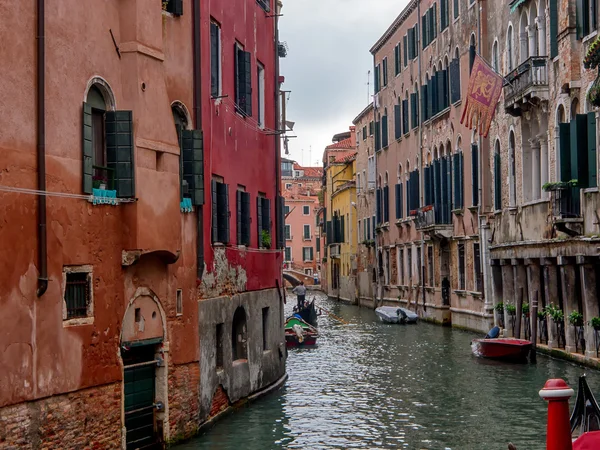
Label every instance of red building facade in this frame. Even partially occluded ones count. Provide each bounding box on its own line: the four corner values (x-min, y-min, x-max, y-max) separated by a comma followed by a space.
0, 0, 285, 447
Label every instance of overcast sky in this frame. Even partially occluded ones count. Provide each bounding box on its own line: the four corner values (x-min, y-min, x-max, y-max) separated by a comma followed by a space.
278, 0, 409, 167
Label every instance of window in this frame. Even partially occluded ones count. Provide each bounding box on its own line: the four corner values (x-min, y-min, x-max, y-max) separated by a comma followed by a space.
63, 267, 93, 321
257, 0, 270, 12
363, 125, 367, 141
83, 84, 135, 198
458, 243, 465, 290
469, 34, 476, 73
453, 150, 464, 209
257, 62, 265, 127
509, 131, 517, 206
176, 289, 183, 315
374, 63, 381, 93
262, 307, 270, 351
357, 173, 362, 191
398, 248, 404, 285
507, 26, 514, 72
382, 57, 388, 87
407, 248, 412, 282
236, 188, 251, 246
394, 43, 401, 76
285, 247, 292, 261
416, 247, 422, 284
303, 224, 311, 240
216, 323, 224, 369
577, 0, 597, 39
303, 247, 314, 261
492, 40, 499, 73
257, 195, 271, 246
368, 156, 376, 187
450, 48, 461, 104
164, 0, 183, 15
494, 140, 502, 210
474, 243, 483, 293
441, 0, 449, 33
428, 246, 434, 287
285, 183, 292, 189
285, 224, 291, 240
235, 43, 252, 116
210, 21, 222, 98
212, 180, 230, 244
232, 307, 247, 361
303, 205, 310, 215
453, 0, 459, 20
284, 204, 290, 215
471, 143, 479, 206
304, 268, 313, 276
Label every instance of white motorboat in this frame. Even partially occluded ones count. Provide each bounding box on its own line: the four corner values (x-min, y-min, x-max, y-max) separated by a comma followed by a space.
375, 306, 418, 324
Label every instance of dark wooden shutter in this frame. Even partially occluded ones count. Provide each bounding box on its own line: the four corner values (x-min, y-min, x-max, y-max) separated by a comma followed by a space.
577, 0, 587, 39
403, 35, 408, 66
167, 0, 183, 15
395, 44, 400, 75
394, 104, 401, 140
422, 13, 428, 49
440, 0, 446, 30
450, 58, 461, 104
402, 100, 409, 134
243, 51, 252, 116
216, 183, 229, 243
446, 155, 453, 221
431, 72, 437, 115
588, 112, 597, 188
236, 191, 242, 244
182, 129, 204, 205
383, 58, 388, 86
472, 144, 479, 206
340, 215, 345, 242
211, 181, 218, 242
559, 123, 571, 182
210, 23, 219, 98
550, 0, 558, 58
382, 114, 388, 148
236, 48, 252, 116
105, 110, 134, 198
421, 84, 428, 122
427, 78, 433, 118
395, 183, 401, 219
432, 4, 437, 40
243, 192, 251, 246
257, 196, 263, 241
408, 28, 414, 60
374, 64, 380, 93
262, 197, 271, 234
82, 103, 93, 194
437, 72, 444, 114
410, 93, 416, 129
454, 0, 459, 19
469, 44, 476, 73
441, 157, 449, 222
276, 195, 284, 248
383, 185, 390, 222
459, 152, 464, 208
414, 170, 420, 210
414, 24, 419, 57
443, 69, 449, 109
375, 120, 381, 151
494, 151, 502, 210
376, 188, 382, 224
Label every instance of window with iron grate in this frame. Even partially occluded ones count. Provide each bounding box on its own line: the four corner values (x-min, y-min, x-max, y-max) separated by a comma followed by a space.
64, 269, 92, 321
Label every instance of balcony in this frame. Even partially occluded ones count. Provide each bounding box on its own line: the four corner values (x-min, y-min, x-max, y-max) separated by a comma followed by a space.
414, 205, 453, 239
504, 56, 549, 117
330, 244, 341, 258
549, 186, 583, 237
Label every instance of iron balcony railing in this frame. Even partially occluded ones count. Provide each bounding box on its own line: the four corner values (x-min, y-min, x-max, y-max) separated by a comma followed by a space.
504, 56, 548, 104
550, 186, 581, 218
414, 204, 452, 229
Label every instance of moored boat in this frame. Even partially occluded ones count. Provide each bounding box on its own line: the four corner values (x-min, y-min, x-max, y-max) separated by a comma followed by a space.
285, 315, 318, 348
375, 306, 418, 324
571, 375, 600, 437
472, 338, 532, 361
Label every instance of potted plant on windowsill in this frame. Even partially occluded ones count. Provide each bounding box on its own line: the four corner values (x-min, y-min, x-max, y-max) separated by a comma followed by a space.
542, 179, 578, 192
92, 175, 108, 190
261, 230, 271, 249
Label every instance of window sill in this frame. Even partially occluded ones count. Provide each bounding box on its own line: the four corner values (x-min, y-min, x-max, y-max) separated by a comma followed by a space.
452, 208, 464, 216
522, 199, 549, 208
429, 107, 451, 123
452, 99, 462, 108
63, 317, 95, 328
454, 289, 468, 297
583, 30, 598, 44
469, 291, 483, 298
453, 15, 460, 25
396, 218, 412, 226
468, 205, 479, 213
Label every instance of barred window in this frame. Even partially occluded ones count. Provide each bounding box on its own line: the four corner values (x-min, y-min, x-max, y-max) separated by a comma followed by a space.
64, 269, 93, 321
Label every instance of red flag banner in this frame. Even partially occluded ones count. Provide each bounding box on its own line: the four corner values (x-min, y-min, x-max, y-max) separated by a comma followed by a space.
460, 54, 504, 138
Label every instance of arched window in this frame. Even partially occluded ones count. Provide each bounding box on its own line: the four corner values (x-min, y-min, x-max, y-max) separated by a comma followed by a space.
520, 12, 529, 64
509, 130, 517, 206
451, 47, 461, 104
469, 34, 476, 73
494, 139, 502, 210
492, 40, 499, 72
507, 25, 514, 72
232, 306, 248, 361
87, 86, 108, 187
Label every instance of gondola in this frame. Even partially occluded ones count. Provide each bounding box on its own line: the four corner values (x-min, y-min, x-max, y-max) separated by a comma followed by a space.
293, 298, 318, 327
571, 375, 600, 436
284, 315, 318, 348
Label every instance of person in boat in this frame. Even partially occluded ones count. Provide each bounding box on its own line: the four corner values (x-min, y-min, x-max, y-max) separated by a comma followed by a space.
292, 281, 307, 310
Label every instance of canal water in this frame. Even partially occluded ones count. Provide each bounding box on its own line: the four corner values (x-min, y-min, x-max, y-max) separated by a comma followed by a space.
178, 292, 600, 450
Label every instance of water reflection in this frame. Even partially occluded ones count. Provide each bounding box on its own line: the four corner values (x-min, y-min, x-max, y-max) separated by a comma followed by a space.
178, 293, 600, 450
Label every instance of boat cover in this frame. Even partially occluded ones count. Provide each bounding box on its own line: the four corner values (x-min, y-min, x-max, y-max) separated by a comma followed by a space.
574, 431, 600, 450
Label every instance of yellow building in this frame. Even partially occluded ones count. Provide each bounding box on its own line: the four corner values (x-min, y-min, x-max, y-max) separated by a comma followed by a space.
321, 129, 357, 303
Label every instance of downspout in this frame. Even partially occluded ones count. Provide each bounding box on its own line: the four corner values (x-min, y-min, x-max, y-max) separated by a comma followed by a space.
36, 0, 48, 297
274, 2, 282, 288
417, 0, 425, 312
372, 52, 379, 308
193, 0, 204, 279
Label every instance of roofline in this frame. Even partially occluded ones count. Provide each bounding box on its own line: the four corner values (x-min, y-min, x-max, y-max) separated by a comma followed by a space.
369, 0, 418, 55
352, 103, 374, 125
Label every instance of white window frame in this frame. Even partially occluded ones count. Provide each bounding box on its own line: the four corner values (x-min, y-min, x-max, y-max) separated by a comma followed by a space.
303, 224, 311, 240
285, 246, 292, 262
285, 224, 292, 240
62, 265, 94, 327
302, 205, 310, 215
303, 247, 313, 261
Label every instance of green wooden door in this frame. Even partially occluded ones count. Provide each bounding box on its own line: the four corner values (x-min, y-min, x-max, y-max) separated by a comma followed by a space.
124, 348, 157, 450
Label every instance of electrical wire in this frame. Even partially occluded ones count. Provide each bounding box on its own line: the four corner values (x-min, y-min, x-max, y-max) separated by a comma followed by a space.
211, 244, 283, 254
0, 185, 137, 203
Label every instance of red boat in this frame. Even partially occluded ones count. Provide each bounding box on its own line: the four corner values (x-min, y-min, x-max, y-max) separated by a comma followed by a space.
472, 338, 532, 361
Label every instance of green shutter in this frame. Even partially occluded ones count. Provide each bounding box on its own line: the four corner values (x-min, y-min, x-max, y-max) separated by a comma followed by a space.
182, 129, 204, 205
382, 114, 388, 148
588, 112, 597, 188
559, 123, 571, 182
576, 0, 587, 39
384, 185, 390, 222
549, 0, 558, 58
494, 152, 502, 210
433, 3, 438, 39
257, 196, 263, 241
472, 144, 479, 206
375, 121, 381, 151
394, 104, 401, 139
570, 115, 589, 185
236, 191, 242, 244
82, 103, 93, 194
262, 198, 271, 234
403, 35, 408, 66
105, 110, 135, 198
243, 192, 251, 246
243, 51, 252, 116
217, 183, 229, 243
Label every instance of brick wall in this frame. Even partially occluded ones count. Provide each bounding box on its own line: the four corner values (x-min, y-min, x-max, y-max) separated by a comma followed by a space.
209, 385, 230, 418
168, 362, 201, 443
0, 383, 121, 449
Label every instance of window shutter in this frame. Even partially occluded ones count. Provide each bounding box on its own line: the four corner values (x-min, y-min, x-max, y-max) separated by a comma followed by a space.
459, 152, 464, 208
167, 0, 184, 15
408, 29, 414, 60
440, 0, 445, 30
414, 24, 419, 58
257, 196, 263, 240
432, 3, 437, 39
414, 170, 420, 209
427, 78, 433, 118
383, 185, 390, 222
410, 94, 415, 129
182, 129, 204, 205
399, 183, 404, 219
262, 198, 271, 234
437, 72, 444, 114
471, 144, 479, 206
559, 123, 572, 182
383, 58, 388, 86
341, 215, 345, 242
395, 183, 401, 219
443, 69, 449, 109
446, 155, 453, 221
394, 44, 400, 75
469, 44, 476, 73
210, 23, 219, 98
277, 195, 284, 248
243, 192, 251, 246
382, 114, 388, 148
211, 180, 218, 242
588, 112, 597, 188
105, 110, 135, 198
403, 35, 408, 67
310, 247, 314, 261
376, 188, 382, 224
454, 0, 459, 19
422, 14, 428, 49
375, 120, 381, 151
550, 0, 558, 57
217, 183, 229, 243
394, 104, 401, 140
236, 191, 242, 244
450, 58, 461, 104
421, 84, 428, 122
243, 51, 252, 116
374, 64, 380, 93
576, 0, 587, 39
82, 103, 93, 194
402, 100, 409, 134
494, 152, 502, 210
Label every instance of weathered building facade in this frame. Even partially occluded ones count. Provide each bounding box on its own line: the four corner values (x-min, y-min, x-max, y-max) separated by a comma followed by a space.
0, 0, 285, 447
369, 0, 494, 332
353, 104, 378, 307
486, 0, 600, 362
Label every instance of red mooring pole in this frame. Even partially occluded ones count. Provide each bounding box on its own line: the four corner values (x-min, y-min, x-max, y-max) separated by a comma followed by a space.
539, 379, 574, 450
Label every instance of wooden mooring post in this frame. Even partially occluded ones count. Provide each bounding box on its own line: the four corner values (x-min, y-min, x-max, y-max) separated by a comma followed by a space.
530, 291, 538, 363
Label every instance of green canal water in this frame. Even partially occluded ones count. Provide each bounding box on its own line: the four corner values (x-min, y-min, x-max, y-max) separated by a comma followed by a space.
178, 292, 600, 450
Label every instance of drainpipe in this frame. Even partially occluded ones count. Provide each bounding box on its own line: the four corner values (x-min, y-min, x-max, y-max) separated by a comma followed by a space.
274, 2, 282, 288
372, 53, 379, 308
36, 0, 48, 297
417, 0, 425, 312
193, 0, 204, 279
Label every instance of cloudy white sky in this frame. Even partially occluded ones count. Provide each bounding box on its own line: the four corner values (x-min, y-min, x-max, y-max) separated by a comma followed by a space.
278, 0, 410, 167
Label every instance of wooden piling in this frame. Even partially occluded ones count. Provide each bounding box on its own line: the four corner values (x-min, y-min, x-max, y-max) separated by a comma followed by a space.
530, 291, 538, 363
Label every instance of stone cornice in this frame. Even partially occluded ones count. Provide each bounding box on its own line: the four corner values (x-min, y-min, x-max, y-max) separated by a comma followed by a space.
370, 0, 418, 55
